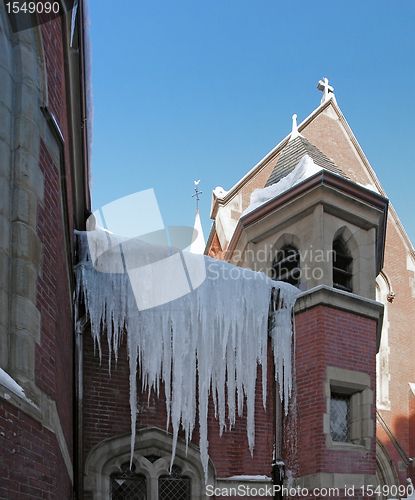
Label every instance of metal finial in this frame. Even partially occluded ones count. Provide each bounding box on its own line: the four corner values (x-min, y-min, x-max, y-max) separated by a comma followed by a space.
192, 180, 202, 211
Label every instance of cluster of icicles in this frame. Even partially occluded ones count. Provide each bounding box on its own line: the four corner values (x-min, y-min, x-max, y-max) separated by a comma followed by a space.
74, 229, 299, 481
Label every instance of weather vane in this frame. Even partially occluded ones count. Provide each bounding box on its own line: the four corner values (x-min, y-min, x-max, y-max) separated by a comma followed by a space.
192, 180, 202, 211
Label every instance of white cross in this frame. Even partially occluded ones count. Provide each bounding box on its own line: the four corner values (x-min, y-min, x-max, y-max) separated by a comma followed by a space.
317, 77, 334, 104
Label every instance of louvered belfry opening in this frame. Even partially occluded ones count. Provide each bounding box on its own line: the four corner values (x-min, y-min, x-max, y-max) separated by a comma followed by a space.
111, 462, 147, 500
158, 465, 191, 500
272, 245, 301, 287
332, 238, 353, 293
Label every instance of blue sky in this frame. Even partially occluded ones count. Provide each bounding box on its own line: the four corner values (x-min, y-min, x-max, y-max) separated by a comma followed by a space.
88, 0, 415, 246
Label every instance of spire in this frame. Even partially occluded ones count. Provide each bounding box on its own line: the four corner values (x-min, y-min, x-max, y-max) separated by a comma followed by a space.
190, 209, 206, 254
317, 77, 334, 104
190, 180, 205, 254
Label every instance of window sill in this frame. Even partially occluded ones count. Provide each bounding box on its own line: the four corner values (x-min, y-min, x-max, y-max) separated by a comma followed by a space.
326, 438, 371, 453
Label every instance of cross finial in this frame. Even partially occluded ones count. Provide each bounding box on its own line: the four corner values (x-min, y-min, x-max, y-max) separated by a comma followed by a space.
192, 180, 202, 212
317, 77, 334, 104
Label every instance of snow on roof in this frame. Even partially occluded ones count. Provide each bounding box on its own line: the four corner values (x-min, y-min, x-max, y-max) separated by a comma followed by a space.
224, 475, 272, 482
265, 135, 345, 187
243, 154, 322, 216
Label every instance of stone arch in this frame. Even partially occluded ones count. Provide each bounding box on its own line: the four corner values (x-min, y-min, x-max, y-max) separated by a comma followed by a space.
376, 438, 399, 499
84, 427, 216, 500
332, 225, 360, 295
270, 233, 301, 267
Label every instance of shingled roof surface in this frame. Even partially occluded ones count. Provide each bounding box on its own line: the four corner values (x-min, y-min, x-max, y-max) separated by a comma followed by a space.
265, 135, 347, 187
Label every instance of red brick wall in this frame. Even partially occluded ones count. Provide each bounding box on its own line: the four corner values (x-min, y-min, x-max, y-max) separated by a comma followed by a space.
293, 305, 377, 478
240, 157, 279, 212
40, 16, 74, 239
0, 14, 77, 500
408, 398, 415, 485
83, 332, 275, 493
300, 103, 415, 486
0, 400, 72, 500
37, 139, 73, 459
82, 303, 379, 498
380, 221, 415, 472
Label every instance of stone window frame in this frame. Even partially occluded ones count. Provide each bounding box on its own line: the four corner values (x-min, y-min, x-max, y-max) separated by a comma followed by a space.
323, 367, 374, 452
84, 427, 215, 500
331, 227, 359, 295
332, 237, 353, 293
272, 244, 301, 287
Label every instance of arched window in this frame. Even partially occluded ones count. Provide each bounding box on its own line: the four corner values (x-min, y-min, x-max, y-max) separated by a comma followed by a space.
332, 239, 352, 292
84, 428, 211, 500
272, 245, 300, 287
159, 465, 191, 500
111, 462, 146, 500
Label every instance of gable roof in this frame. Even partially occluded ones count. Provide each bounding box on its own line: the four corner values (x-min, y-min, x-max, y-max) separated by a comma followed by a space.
265, 135, 346, 187
210, 95, 413, 254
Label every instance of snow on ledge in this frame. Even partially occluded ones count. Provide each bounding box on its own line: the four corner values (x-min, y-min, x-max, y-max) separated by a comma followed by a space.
223, 475, 272, 482
0, 368, 37, 408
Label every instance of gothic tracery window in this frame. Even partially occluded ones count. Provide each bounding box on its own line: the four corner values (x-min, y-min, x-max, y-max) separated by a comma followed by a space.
111, 462, 147, 500
159, 465, 191, 500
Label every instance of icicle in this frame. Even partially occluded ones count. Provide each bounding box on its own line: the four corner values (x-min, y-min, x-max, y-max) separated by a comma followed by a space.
73, 229, 300, 482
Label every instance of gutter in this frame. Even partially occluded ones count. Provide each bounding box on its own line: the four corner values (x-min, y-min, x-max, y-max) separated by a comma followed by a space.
75, 1, 90, 498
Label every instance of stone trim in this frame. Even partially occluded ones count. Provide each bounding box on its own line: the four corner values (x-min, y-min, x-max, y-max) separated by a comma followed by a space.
294, 285, 384, 352
292, 472, 377, 490
84, 427, 216, 500
376, 438, 399, 492
323, 367, 373, 452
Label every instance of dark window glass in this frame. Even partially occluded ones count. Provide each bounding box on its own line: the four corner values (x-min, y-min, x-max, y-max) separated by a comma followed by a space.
111, 462, 146, 500
332, 239, 352, 292
159, 465, 191, 500
272, 245, 300, 287
330, 394, 351, 442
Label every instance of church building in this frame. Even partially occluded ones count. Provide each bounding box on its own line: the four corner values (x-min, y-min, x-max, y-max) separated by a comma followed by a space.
206, 79, 415, 497
1, 0, 415, 495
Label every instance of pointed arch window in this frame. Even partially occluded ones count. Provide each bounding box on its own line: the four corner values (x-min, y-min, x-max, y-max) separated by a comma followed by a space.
332, 238, 352, 293
159, 465, 191, 500
111, 462, 147, 500
272, 245, 300, 287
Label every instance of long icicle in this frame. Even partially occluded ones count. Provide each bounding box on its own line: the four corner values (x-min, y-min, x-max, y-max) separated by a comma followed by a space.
74, 229, 299, 482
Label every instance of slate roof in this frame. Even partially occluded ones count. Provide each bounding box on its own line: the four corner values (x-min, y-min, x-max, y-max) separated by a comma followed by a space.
265, 135, 347, 187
